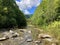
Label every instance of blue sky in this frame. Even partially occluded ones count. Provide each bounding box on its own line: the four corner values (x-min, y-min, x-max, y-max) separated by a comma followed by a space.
16, 0, 41, 14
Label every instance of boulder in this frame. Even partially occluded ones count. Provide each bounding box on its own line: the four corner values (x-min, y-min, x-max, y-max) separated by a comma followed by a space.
9, 30, 19, 38
37, 34, 58, 45
38, 34, 52, 39
0, 37, 8, 41
11, 33, 19, 38
3, 30, 19, 39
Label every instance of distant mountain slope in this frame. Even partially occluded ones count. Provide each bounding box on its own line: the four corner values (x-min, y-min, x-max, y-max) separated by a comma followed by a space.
25, 14, 33, 18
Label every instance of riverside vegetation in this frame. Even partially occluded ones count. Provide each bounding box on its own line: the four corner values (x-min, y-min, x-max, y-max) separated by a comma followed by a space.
31, 0, 60, 45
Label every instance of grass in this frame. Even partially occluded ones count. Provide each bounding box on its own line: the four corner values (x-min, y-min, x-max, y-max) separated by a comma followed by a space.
28, 20, 60, 45
37, 21, 60, 45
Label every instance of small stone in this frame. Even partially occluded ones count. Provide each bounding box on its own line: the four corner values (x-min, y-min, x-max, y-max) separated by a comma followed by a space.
14, 32, 19, 36
9, 30, 14, 34
34, 41, 41, 43
28, 31, 32, 34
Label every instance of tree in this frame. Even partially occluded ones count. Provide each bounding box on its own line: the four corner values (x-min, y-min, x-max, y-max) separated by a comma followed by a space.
0, 0, 27, 28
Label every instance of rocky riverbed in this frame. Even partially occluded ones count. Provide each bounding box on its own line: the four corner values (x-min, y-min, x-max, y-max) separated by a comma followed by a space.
0, 25, 58, 45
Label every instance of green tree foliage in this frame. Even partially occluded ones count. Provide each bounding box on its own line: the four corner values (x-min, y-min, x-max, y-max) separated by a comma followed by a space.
0, 0, 27, 28
31, 0, 60, 26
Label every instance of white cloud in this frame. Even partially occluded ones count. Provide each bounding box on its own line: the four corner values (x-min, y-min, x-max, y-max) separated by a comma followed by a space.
16, 0, 40, 14
24, 10, 30, 14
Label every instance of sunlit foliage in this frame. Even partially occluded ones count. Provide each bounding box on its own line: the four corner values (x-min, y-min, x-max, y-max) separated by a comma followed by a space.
31, 0, 60, 26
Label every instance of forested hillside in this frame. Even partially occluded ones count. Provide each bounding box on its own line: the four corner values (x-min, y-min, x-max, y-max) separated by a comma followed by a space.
31, 0, 60, 26
0, 0, 27, 28
31, 0, 60, 43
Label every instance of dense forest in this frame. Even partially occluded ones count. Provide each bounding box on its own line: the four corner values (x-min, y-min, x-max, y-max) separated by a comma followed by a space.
31, 0, 60, 42
31, 0, 60, 26
0, 0, 27, 28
